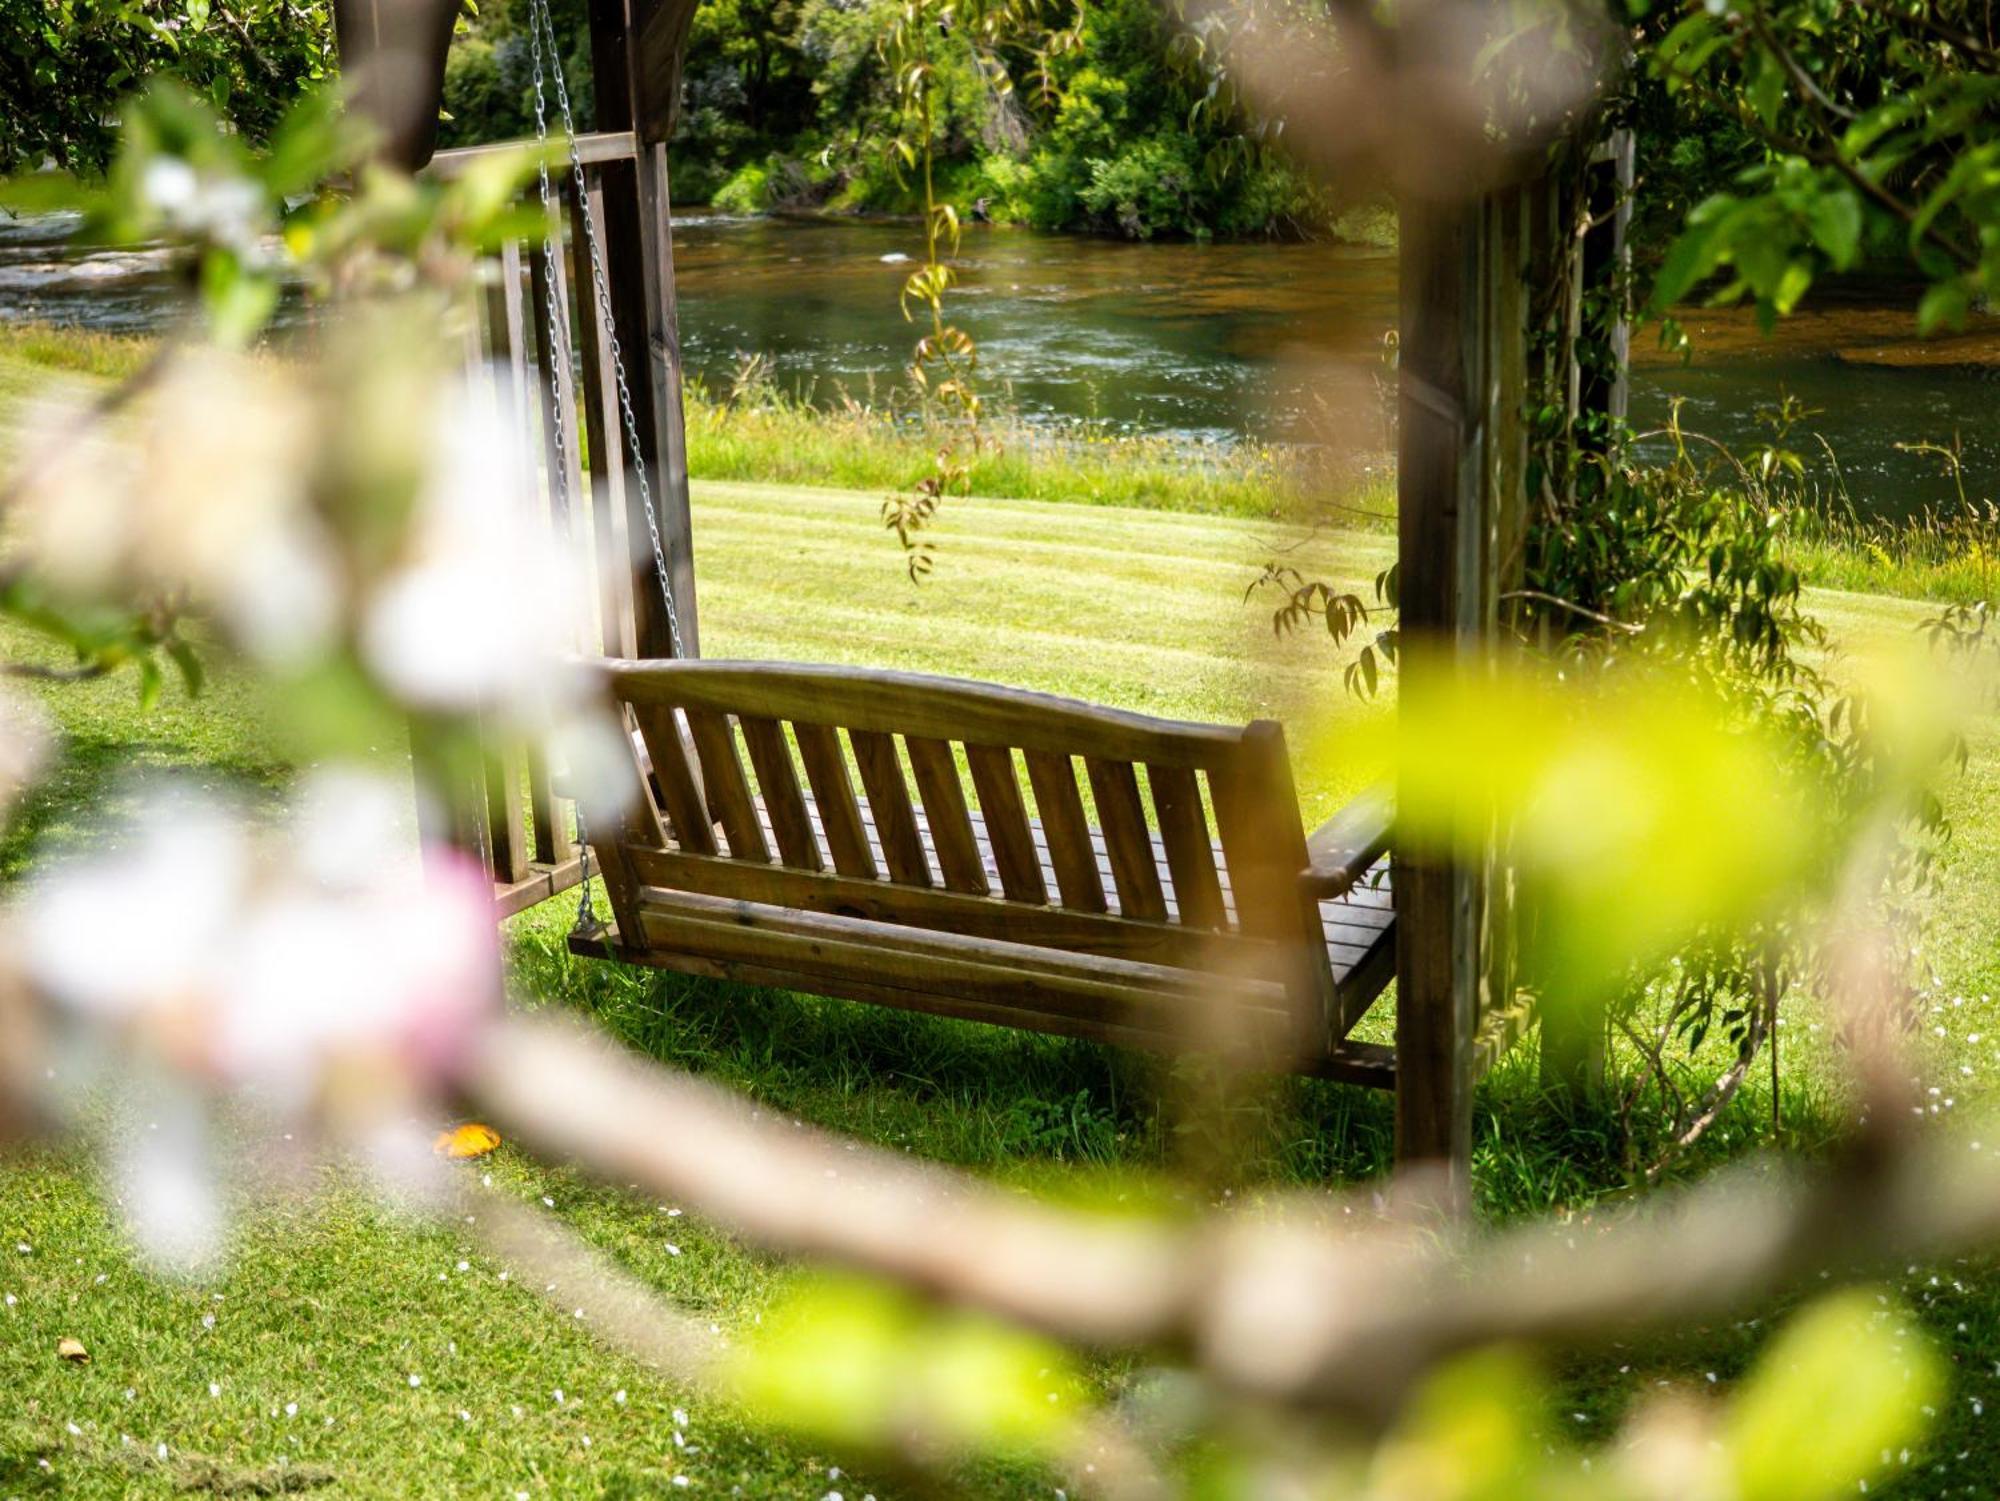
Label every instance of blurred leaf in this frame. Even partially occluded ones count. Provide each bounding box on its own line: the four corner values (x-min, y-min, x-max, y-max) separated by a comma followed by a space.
1392, 656, 1825, 1002
1370, 1347, 1549, 1501
1725, 1290, 1942, 1501
728, 1274, 1086, 1459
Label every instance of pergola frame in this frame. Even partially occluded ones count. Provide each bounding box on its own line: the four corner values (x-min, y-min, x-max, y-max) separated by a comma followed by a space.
335, 0, 1628, 1186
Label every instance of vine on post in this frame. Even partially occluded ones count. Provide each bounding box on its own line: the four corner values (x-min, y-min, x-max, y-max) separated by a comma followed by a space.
876, 0, 1079, 580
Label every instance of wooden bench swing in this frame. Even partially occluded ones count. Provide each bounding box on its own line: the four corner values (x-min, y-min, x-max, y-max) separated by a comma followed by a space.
345, 0, 1583, 1173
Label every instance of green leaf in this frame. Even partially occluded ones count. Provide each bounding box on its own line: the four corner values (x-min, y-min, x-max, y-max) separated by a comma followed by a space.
1918, 278, 1973, 335
1805, 191, 1863, 269
1726, 1290, 1943, 1501
1749, 53, 1786, 131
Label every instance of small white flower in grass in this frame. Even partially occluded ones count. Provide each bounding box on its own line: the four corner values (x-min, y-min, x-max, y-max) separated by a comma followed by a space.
582, 1436, 592, 1448
614, 1390, 626, 1405
460, 1410, 472, 1423
408, 1374, 422, 1388
16, 1243, 29, 1255
673, 1431, 685, 1450
554, 1389, 565, 1405
67, 1422, 81, 1436
209, 1382, 220, 1398
456, 1261, 469, 1273
4, 1293, 15, 1307
673, 1479, 689, 1489
157, 1443, 169, 1461
672, 1408, 687, 1428
666, 1208, 682, 1218
543, 1197, 555, 1208
285, 1403, 298, 1417
202, 1314, 216, 1330
665, 1244, 681, 1257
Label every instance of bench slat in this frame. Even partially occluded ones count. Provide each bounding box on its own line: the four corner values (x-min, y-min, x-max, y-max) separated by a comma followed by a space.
1085, 757, 1166, 922
685, 708, 770, 862
966, 744, 1047, 905
792, 721, 877, 879
851, 730, 932, 887
633, 704, 716, 855
906, 737, 989, 895
1148, 763, 1224, 930
740, 716, 823, 871
1024, 751, 1106, 913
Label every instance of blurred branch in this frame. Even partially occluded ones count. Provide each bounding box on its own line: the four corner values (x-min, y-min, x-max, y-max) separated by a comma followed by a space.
463, 999, 2000, 1429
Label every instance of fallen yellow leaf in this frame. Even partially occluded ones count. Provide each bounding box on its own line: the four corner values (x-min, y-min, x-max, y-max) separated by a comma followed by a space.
433, 1122, 501, 1160
56, 1336, 89, 1363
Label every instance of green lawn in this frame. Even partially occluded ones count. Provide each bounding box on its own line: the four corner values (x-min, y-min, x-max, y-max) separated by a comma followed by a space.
3, 475, 1998, 1496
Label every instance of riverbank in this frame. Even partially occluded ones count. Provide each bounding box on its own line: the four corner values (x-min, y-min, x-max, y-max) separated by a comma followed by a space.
2, 323, 1993, 608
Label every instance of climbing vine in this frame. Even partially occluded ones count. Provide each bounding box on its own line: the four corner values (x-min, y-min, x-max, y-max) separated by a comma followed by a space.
875, 0, 1080, 579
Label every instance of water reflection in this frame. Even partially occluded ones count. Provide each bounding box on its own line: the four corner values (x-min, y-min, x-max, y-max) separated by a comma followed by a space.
3, 208, 1993, 518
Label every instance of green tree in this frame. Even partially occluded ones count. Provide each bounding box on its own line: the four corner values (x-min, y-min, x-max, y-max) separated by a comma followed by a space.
0, 0, 334, 175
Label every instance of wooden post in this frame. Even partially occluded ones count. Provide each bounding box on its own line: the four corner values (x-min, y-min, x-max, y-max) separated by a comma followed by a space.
1538, 126, 1633, 1105
1392, 176, 1536, 1187
1395, 192, 1486, 1186
586, 0, 701, 659
330, 0, 459, 172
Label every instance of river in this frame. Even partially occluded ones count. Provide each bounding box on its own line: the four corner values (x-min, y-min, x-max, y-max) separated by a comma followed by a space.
4, 208, 1994, 520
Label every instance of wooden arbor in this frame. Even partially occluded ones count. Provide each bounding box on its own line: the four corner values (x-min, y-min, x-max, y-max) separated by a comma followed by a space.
334, 1, 1626, 1181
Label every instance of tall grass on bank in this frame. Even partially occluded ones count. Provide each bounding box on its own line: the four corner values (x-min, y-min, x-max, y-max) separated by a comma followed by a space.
1780, 439, 2000, 607
684, 359, 1398, 523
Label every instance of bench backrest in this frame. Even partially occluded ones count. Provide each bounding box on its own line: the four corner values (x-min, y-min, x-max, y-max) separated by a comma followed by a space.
582, 661, 1334, 1050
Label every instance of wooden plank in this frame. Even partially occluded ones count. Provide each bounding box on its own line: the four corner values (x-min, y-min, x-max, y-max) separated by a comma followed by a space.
1148, 762, 1224, 930
494, 854, 586, 919
623, 844, 1275, 970
683, 708, 769, 861
632, 703, 716, 856
483, 740, 530, 884
850, 730, 931, 886
1304, 786, 1394, 900
1023, 751, 1105, 914
599, 660, 1245, 769
587, 0, 693, 659
526, 744, 573, 866
1209, 721, 1331, 1060
1085, 757, 1165, 922
426, 130, 639, 180
574, 931, 1293, 1065
740, 716, 822, 871
1395, 189, 1487, 1184
632, 888, 1295, 1053
792, 721, 877, 880
570, 175, 638, 659
904, 737, 988, 895
579, 700, 667, 945
965, 744, 1046, 905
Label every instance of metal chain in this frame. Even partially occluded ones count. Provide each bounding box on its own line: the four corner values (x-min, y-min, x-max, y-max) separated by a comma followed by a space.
530, 0, 684, 662
527, 0, 687, 938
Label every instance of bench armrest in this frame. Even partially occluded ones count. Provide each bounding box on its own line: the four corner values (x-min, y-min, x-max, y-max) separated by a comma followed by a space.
1301, 786, 1393, 900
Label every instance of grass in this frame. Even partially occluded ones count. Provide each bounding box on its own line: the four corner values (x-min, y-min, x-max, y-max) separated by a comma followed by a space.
683, 374, 1396, 523
2, 326, 2000, 1494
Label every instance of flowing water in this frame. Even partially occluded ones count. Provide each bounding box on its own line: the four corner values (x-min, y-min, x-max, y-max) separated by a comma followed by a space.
5, 208, 1994, 519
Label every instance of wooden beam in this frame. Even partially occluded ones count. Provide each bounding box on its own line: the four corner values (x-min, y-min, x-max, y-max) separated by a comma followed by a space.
330, 0, 458, 172
587, 0, 700, 659
1393, 192, 1486, 1190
